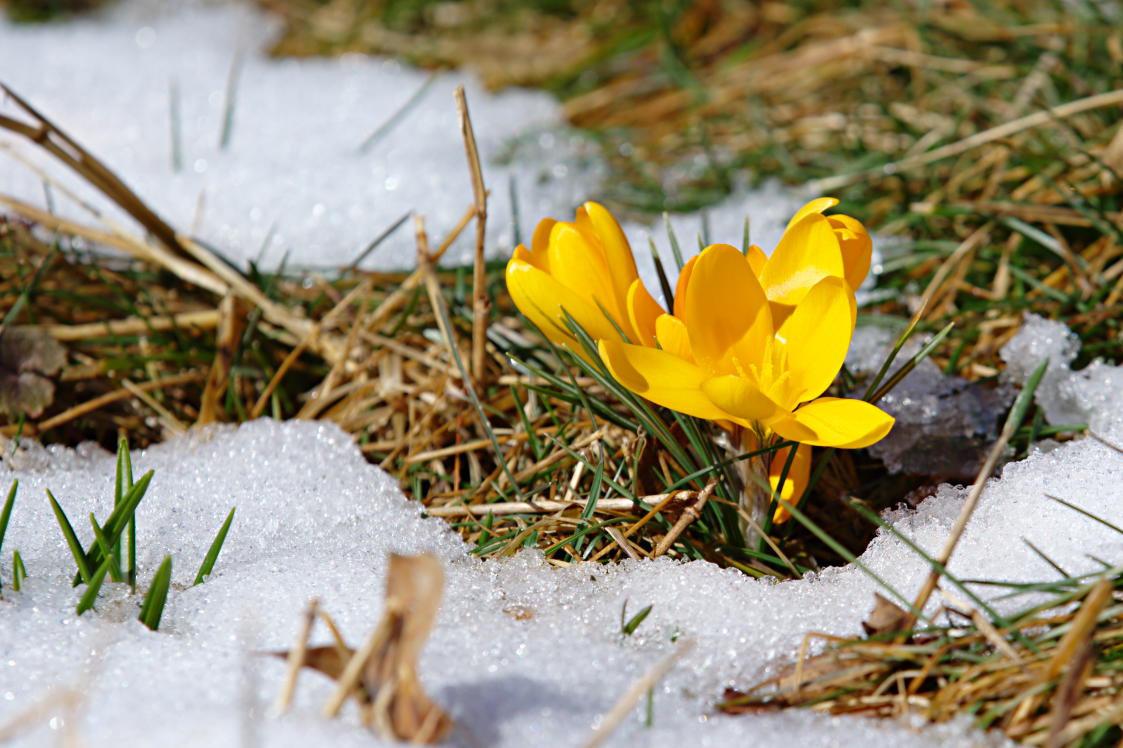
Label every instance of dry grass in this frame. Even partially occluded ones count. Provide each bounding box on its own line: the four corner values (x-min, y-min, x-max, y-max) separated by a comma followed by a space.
721, 574, 1123, 747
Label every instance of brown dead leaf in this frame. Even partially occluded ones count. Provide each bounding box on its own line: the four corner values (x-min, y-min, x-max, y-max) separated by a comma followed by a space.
862, 593, 911, 638
275, 553, 452, 744
0, 326, 66, 417
363, 553, 451, 743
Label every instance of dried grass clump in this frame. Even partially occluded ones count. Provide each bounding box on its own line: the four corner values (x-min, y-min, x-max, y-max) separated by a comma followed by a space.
722, 574, 1123, 747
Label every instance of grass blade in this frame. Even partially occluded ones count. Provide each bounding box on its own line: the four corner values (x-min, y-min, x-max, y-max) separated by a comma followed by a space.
1043, 494, 1123, 536
662, 212, 685, 271
89, 514, 124, 583
139, 555, 173, 631
11, 550, 25, 591
869, 321, 955, 404
72, 469, 154, 587
621, 602, 653, 636
75, 557, 113, 616
358, 72, 437, 153
47, 489, 92, 584
194, 506, 235, 585
0, 479, 16, 592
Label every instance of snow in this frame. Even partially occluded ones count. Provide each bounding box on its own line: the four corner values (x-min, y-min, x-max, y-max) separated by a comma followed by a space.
1000, 313, 1123, 428
2, 420, 1013, 748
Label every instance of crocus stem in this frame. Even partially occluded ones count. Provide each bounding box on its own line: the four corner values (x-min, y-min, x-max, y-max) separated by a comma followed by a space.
722, 425, 774, 547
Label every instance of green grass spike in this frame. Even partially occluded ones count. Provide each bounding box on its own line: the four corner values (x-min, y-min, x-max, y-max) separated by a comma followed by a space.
193, 507, 235, 585
139, 556, 173, 631
47, 489, 92, 584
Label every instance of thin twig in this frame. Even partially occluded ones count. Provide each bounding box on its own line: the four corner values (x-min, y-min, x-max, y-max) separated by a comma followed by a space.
455, 86, 489, 387
425, 497, 641, 517
321, 605, 398, 718
582, 640, 694, 748
273, 599, 319, 716
34, 372, 203, 433
652, 479, 717, 557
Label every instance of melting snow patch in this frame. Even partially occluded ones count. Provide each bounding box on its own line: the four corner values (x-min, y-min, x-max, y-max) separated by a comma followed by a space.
0, 418, 1025, 747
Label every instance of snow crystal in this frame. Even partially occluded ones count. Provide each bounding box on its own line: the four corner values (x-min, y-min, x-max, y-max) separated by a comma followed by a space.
1000, 313, 1123, 428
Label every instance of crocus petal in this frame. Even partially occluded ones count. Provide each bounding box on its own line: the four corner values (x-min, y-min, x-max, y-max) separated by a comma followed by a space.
769, 442, 811, 523
745, 245, 767, 275
760, 213, 845, 307
583, 201, 641, 294
627, 279, 664, 346
785, 197, 839, 230
728, 296, 774, 373
506, 258, 622, 347
700, 374, 783, 423
673, 255, 697, 319
771, 397, 894, 449
654, 314, 693, 361
828, 214, 873, 290
776, 276, 856, 404
598, 339, 730, 421
528, 218, 557, 270
546, 222, 626, 326
684, 244, 768, 370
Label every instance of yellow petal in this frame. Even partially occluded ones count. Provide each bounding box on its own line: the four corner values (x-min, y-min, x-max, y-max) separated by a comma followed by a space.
583, 201, 640, 304
767, 300, 795, 331
546, 222, 626, 327
700, 374, 782, 423
728, 296, 774, 373
760, 213, 845, 306
528, 218, 557, 271
745, 245, 767, 275
655, 314, 693, 361
626, 279, 664, 346
684, 244, 767, 370
771, 397, 894, 449
828, 214, 873, 290
785, 197, 840, 230
673, 254, 697, 319
776, 276, 856, 404
506, 258, 622, 349
598, 339, 731, 421
769, 442, 811, 524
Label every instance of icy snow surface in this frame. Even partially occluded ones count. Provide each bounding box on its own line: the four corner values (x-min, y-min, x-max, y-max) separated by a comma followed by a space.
2, 318, 1121, 746
1, 419, 1014, 748
0, 0, 808, 277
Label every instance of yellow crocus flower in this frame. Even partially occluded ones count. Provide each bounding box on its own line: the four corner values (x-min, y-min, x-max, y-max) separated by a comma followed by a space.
504, 201, 664, 356
506, 198, 890, 527
599, 237, 892, 524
